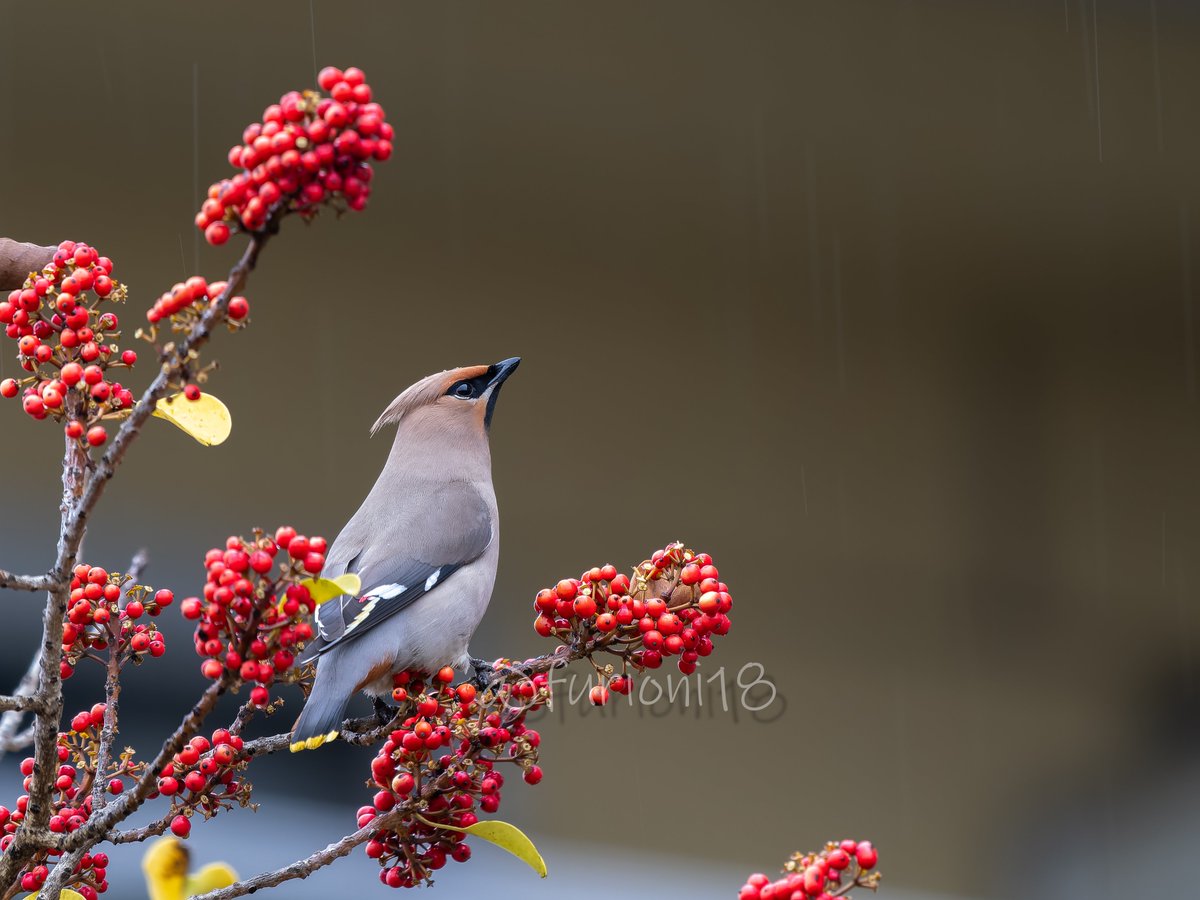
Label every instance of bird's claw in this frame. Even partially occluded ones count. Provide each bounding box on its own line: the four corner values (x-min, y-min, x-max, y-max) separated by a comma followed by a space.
470, 657, 497, 689
372, 696, 396, 725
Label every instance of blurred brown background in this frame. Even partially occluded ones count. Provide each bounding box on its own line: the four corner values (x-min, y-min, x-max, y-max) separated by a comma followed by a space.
3, 1, 1200, 897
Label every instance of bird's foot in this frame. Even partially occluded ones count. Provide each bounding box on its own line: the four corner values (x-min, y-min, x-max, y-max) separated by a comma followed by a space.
373, 696, 396, 725
470, 657, 497, 690
470, 656, 537, 690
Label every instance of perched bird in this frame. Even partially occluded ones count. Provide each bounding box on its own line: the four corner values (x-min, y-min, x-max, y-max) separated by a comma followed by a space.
290, 357, 521, 752
141, 837, 237, 900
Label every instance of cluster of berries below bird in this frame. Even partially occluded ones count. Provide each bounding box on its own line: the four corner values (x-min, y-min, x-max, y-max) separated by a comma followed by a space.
738, 841, 881, 900
181, 526, 322, 706
196, 65, 392, 245
0, 240, 134, 448
358, 665, 545, 888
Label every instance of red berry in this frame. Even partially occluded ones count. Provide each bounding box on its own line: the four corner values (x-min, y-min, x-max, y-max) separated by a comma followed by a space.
205, 222, 230, 245
0, 379, 17, 399
227, 296, 249, 320
169, 815, 190, 838
86, 426, 107, 447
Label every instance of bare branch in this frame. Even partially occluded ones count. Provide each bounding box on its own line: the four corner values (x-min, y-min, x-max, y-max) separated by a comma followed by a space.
0, 570, 58, 593
90, 547, 148, 816
189, 820, 383, 900
0, 696, 41, 714
0, 238, 54, 292
1, 725, 35, 753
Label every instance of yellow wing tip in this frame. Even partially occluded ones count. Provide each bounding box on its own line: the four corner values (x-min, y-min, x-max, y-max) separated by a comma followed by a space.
290, 730, 339, 753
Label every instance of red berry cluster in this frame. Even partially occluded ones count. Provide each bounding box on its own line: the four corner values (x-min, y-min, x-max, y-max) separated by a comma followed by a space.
181, 527, 322, 705
1, 705, 143, 898
196, 65, 391, 245
0, 240, 136, 448
152, 728, 251, 838
739, 841, 881, 900
145, 273, 248, 331
359, 665, 546, 888
61, 564, 172, 681
532, 543, 732, 702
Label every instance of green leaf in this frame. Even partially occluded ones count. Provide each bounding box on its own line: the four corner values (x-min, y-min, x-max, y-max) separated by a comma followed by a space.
419, 816, 547, 878
299, 573, 361, 606
153, 392, 232, 446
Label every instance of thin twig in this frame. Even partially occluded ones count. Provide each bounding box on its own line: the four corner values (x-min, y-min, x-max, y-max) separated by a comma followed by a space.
91, 547, 148, 816
0, 696, 42, 714
189, 819, 387, 900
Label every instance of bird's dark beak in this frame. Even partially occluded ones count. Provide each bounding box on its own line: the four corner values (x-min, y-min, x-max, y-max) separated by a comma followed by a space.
482, 358, 520, 428
486, 357, 521, 390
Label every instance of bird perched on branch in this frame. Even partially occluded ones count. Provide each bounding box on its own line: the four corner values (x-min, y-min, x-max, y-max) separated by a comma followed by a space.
290, 358, 521, 752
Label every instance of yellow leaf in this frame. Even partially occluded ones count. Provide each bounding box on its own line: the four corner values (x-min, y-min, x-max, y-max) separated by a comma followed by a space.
419, 816, 546, 878
185, 862, 239, 894
299, 573, 362, 606
26, 891, 86, 900
153, 392, 232, 446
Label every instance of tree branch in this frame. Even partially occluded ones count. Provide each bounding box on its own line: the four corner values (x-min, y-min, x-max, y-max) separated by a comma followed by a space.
0, 570, 58, 593
189, 820, 385, 900
0, 239, 54, 292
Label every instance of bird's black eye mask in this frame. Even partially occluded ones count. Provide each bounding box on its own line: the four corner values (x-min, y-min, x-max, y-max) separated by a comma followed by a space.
445, 374, 490, 401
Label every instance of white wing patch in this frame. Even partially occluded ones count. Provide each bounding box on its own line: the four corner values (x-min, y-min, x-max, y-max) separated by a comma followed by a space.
424, 569, 442, 591
341, 580, 416, 637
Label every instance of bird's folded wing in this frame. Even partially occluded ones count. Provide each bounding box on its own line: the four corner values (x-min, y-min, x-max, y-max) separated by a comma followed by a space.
311, 480, 492, 654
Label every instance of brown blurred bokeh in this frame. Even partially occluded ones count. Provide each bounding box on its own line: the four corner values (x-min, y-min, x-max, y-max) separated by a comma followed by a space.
3, 2, 1200, 897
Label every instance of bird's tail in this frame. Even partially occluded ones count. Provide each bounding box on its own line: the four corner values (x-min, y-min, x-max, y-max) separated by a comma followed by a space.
290, 675, 348, 753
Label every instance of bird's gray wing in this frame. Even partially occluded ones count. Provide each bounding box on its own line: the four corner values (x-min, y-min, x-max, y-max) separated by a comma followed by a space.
310, 480, 492, 656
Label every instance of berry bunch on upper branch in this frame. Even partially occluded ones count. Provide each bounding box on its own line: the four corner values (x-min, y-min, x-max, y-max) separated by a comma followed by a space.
0, 241, 135, 448
195, 65, 391, 246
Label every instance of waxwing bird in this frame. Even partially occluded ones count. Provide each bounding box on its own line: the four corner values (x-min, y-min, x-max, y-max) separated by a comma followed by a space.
290, 357, 520, 752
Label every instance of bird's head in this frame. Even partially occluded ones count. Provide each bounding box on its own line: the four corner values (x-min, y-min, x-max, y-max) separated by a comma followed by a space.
372, 357, 521, 444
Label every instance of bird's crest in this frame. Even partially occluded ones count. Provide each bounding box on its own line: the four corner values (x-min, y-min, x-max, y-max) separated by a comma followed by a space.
371, 365, 489, 434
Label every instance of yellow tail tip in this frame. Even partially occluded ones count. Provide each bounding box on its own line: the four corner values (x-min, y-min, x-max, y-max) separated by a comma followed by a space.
289, 730, 339, 753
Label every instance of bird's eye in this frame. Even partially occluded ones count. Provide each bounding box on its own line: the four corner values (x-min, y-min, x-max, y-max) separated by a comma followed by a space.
453, 382, 474, 399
